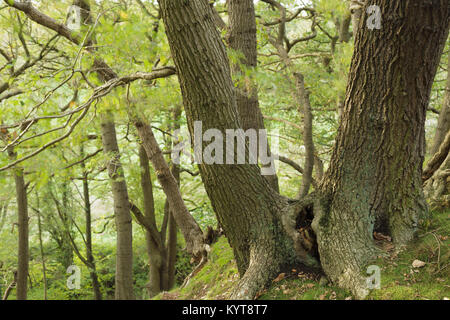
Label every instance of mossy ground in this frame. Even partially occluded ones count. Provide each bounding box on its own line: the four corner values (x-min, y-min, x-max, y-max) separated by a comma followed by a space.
156, 209, 450, 300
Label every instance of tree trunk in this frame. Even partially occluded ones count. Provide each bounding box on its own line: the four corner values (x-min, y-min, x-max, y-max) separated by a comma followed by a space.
227, 0, 279, 192
312, 1, 449, 298
166, 204, 177, 289
133, 119, 206, 260
50, 181, 74, 270
0, 201, 8, 234
294, 73, 315, 198
166, 105, 181, 290
8, 147, 28, 300
430, 52, 450, 155
35, 193, 48, 300
100, 112, 135, 300
158, 0, 449, 300
338, 13, 352, 43
74, 0, 134, 299
424, 131, 450, 207
138, 145, 165, 298
80, 146, 102, 300
158, 0, 318, 300
350, 0, 364, 37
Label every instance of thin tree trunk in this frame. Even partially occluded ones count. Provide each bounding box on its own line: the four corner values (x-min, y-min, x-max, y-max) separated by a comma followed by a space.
295, 73, 315, 198
80, 145, 102, 300
138, 145, 164, 298
133, 118, 206, 260
264, 3, 317, 197
227, 0, 279, 192
424, 131, 450, 206
35, 193, 47, 300
166, 105, 181, 290
7, 147, 28, 300
0, 201, 8, 233
166, 166, 179, 290
100, 112, 135, 300
350, 0, 364, 37
430, 52, 450, 155
424, 151, 450, 205
338, 13, 352, 43
424, 130, 450, 182
75, 0, 135, 299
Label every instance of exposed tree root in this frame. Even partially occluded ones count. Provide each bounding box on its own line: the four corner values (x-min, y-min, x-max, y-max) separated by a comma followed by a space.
181, 255, 208, 289
2, 270, 17, 300
230, 247, 284, 300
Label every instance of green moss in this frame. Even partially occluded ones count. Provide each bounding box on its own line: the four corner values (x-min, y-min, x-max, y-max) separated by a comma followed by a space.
154, 237, 238, 300
367, 209, 450, 300
155, 209, 450, 300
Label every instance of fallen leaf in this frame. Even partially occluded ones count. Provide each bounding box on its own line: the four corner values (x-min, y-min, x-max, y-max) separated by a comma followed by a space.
374, 232, 392, 242
412, 259, 426, 268
273, 273, 285, 283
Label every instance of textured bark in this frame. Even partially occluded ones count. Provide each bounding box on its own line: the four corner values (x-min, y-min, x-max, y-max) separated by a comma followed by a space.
133, 119, 206, 260
7, 148, 28, 300
0, 201, 8, 235
138, 145, 165, 297
100, 112, 135, 300
166, 201, 178, 289
72, 0, 135, 299
424, 130, 450, 207
313, 1, 449, 298
80, 147, 102, 300
424, 151, 450, 206
227, 0, 279, 192
430, 52, 450, 155
423, 130, 450, 182
35, 193, 48, 300
166, 107, 181, 289
338, 13, 352, 43
294, 73, 315, 198
350, 1, 364, 37
158, 0, 318, 300
263, 2, 317, 197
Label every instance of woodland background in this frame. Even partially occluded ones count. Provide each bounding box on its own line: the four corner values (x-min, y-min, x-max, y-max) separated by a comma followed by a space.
0, 0, 449, 300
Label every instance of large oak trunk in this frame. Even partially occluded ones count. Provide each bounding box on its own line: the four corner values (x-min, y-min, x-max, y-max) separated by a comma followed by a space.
158, 0, 318, 299
312, 1, 449, 298
158, 0, 449, 299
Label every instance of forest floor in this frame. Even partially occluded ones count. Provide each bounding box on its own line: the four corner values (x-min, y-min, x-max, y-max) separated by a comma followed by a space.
156, 209, 450, 300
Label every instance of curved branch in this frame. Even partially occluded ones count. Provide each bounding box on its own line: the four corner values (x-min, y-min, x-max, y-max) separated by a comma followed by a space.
423, 130, 450, 182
